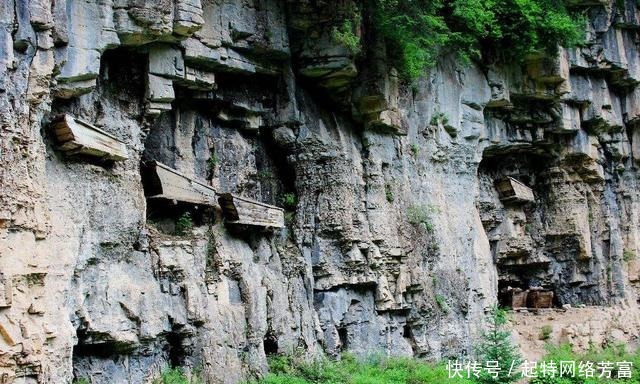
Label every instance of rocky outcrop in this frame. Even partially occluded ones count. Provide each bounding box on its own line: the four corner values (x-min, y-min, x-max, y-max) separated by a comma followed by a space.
1, 0, 640, 383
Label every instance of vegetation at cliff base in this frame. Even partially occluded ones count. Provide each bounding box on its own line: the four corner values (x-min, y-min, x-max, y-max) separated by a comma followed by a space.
154, 367, 203, 384
255, 354, 474, 384
374, 0, 585, 79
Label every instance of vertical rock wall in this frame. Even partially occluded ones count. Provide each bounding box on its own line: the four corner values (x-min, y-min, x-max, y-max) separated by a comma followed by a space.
0, 0, 639, 383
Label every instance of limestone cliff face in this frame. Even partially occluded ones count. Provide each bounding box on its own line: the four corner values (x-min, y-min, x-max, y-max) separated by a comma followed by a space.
1, 0, 640, 383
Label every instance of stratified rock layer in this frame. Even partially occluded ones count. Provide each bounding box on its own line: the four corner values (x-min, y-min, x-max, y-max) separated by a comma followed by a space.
0, 0, 639, 383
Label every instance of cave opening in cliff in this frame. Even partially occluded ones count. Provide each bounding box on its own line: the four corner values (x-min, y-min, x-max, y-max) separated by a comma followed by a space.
263, 333, 279, 356
166, 331, 187, 368
73, 327, 134, 359
144, 198, 213, 236
337, 327, 349, 351
402, 324, 412, 339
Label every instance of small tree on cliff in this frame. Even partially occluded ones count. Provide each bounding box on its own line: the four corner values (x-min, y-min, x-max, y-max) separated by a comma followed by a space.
476, 306, 522, 384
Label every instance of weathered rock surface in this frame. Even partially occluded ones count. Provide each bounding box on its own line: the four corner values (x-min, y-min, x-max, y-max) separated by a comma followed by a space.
1, 0, 640, 383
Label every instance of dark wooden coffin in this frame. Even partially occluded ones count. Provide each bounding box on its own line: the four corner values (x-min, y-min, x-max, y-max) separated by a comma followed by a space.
527, 289, 554, 308
143, 161, 217, 206
495, 176, 535, 203
51, 114, 128, 161
218, 193, 284, 228
509, 288, 528, 309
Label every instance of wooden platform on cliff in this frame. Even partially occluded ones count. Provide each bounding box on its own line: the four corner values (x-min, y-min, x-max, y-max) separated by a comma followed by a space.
143, 161, 217, 206
495, 176, 535, 204
51, 114, 128, 161
217, 193, 284, 228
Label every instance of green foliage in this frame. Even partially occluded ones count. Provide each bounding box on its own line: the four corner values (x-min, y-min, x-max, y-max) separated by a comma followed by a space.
332, 19, 361, 55
385, 183, 395, 203
476, 306, 522, 384
410, 144, 419, 158
153, 367, 203, 384
73, 379, 90, 384
175, 212, 194, 236
284, 211, 295, 227
406, 204, 437, 232
206, 155, 219, 172
624, 249, 637, 262
253, 354, 475, 384
539, 325, 553, 340
258, 169, 274, 180
435, 294, 450, 313
430, 112, 449, 126
282, 193, 297, 210
373, 0, 585, 79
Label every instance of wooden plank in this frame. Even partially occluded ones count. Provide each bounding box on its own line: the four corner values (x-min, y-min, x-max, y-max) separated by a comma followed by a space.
51, 114, 128, 161
143, 161, 217, 206
495, 177, 535, 203
217, 193, 284, 228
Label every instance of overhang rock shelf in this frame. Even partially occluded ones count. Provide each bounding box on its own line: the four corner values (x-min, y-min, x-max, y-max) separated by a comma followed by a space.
143, 161, 284, 228
51, 114, 128, 161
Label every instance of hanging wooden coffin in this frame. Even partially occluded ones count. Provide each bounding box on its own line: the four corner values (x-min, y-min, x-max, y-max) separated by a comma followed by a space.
527, 289, 554, 309
51, 114, 128, 161
217, 193, 284, 228
143, 161, 217, 206
495, 176, 535, 203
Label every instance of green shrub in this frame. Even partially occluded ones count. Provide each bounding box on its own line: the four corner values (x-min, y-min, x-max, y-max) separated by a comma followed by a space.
176, 212, 194, 236
539, 325, 552, 340
332, 19, 361, 55
430, 112, 449, 126
476, 306, 522, 384
406, 204, 437, 232
206, 155, 219, 172
385, 183, 395, 203
623, 249, 636, 262
410, 144, 419, 158
154, 368, 190, 384
373, 0, 585, 80
73, 379, 90, 384
258, 169, 274, 180
435, 294, 450, 313
282, 193, 297, 210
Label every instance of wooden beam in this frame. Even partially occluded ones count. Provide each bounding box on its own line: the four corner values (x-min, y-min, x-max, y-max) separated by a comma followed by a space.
143, 161, 217, 206
218, 193, 284, 228
51, 114, 128, 161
